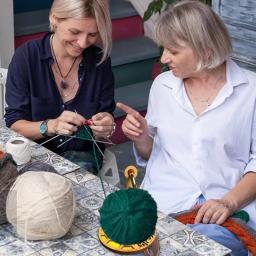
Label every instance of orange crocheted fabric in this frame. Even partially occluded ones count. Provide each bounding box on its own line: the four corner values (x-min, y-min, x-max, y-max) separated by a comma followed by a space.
175, 210, 256, 255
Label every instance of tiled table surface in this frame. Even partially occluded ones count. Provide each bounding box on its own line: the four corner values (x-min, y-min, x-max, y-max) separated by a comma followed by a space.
0, 123, 231, 256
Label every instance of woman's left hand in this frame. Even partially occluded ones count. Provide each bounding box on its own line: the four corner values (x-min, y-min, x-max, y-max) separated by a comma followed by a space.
90, 112, 115, 138
193, 199, 235, 225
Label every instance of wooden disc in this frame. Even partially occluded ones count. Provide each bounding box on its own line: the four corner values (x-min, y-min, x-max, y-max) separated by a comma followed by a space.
98, 227, 157, 254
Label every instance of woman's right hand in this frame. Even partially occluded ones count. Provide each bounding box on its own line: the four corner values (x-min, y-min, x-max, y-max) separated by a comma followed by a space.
116, 102, 149, 143
48, 110, 86, 136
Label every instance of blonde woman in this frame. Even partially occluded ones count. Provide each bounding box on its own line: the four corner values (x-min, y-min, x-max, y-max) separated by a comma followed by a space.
118, 1, 256, 254
5, 0, 115, 172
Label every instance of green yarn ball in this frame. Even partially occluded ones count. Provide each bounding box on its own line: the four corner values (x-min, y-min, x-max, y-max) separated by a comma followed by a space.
99, 188, 158, 245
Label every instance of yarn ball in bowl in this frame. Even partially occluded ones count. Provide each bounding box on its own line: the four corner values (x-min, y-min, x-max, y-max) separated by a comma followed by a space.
6, 171, 75, 240
99, 188, 158, 245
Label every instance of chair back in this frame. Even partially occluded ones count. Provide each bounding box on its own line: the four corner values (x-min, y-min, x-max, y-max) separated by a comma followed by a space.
0, 68, 7, 119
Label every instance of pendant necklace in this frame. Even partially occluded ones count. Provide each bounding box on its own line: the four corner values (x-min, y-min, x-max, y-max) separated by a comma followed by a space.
50, 35, 78, 89
185, 74, 224, 107
62, 80, 78, 99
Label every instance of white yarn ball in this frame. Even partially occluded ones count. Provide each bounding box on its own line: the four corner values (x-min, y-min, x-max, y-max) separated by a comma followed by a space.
6, 171, 75, 240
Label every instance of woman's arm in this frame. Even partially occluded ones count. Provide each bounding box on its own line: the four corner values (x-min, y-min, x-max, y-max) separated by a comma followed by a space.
116, 102, 153, 160
223, 172, 256, 212
10, 111, 86, 140
11, 120, 47, 140
194, 172, 256, 225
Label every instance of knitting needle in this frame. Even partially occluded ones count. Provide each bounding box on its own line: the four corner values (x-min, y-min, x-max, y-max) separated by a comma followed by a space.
61, 135, 115, 145
74, 110, 105, 158
39, 134, 61, 146
56, 137, 73, 148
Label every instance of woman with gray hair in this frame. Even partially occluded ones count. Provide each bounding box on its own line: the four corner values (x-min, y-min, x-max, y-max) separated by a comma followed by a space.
5, 0, 115, 172
117, 0, 256, 254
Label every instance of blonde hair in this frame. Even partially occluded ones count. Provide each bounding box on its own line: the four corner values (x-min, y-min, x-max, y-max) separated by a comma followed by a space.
154, 0, 232, 70
49, 0, 112, 63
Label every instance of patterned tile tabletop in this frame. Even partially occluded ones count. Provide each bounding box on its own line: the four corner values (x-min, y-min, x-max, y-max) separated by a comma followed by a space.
0, 123, 232, 255
0, 124, 79, 175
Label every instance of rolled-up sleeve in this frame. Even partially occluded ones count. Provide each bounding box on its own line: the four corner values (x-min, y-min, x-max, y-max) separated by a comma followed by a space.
244, 103, 256, 174
5, 46, 31, 127
133, 80, 157, 167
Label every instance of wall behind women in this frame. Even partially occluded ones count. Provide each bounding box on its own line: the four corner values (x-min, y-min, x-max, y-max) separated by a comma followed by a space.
0, 0, 14, 119
212, 0, 256, 72
13, 0, 52, 13
0, 0, 14, 69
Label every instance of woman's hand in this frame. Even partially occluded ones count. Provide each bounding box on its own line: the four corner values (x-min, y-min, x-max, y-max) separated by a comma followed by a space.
193, 199, 235, 225
116, 102, 153, 160
48, 110, 85, 136
90, 112, 115, 138
116, 102, 149, 143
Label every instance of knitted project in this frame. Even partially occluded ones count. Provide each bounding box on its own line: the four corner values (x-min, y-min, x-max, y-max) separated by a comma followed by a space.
0, 153, 19, 224
171, 210, 256, 255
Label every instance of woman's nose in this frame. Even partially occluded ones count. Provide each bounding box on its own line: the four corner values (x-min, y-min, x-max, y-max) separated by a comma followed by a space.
77, 35, 88, 49
160, 48, 171, 64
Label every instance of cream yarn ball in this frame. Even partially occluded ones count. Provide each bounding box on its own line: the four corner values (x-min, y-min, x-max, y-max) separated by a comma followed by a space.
6, 171, 75, 240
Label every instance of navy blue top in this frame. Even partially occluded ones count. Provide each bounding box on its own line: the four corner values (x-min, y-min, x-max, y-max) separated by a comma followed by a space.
5, 33, 115, 154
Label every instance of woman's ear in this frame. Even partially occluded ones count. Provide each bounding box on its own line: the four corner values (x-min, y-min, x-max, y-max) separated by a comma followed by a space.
49, 13, 58, 30
206, 48, 213, 60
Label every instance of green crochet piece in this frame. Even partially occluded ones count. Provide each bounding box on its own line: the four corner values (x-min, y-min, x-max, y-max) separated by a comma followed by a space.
99, 188, 158, 245
74, 126, 103, 173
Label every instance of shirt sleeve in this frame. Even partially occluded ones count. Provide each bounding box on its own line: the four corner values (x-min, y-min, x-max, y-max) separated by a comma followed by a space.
4, 46, 31, 127
98, 57, 115, 114
244, 104, 256, 174
133, 79, 158, 167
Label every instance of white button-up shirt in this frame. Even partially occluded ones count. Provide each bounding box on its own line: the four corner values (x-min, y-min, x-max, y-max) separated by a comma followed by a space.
136, 60, 256, 229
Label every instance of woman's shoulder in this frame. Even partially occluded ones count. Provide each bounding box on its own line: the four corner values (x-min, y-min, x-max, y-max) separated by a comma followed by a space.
12, 33, 50, 62
228, 59, 256, 86
152, 70, 181, 89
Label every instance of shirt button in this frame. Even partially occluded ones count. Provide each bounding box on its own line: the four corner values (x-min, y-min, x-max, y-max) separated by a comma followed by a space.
62, 105, 65, 109
59, 139, 63, 142
79, 77, 82, 81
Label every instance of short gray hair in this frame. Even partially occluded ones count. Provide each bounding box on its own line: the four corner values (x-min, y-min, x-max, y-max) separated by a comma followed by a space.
49, 0, 112, 64
154, 0, 232, 70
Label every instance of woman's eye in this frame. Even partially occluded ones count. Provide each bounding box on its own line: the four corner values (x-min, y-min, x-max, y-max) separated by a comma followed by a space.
169, 50, 178, 55
70, 31, 79, 35
88, 33, 98, 37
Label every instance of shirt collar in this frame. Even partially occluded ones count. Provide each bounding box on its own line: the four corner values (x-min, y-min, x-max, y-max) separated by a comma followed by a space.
161, 58, 248, 91
161, 72, 183, 95
159, 59, 249, 115
39, 32, 53, 61
226, 58, 249, 88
